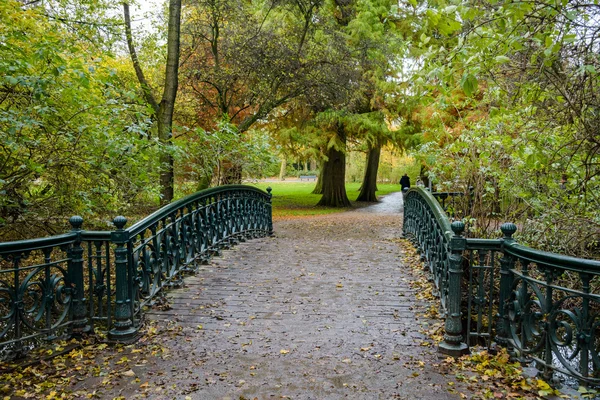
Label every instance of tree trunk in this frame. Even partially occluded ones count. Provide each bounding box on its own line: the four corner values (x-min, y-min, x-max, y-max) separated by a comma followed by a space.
310, 159, 316, 171
157, 118, 175, 203
124, 0, 181, 205
317, 127, 350, 207
279, 157, 287, 180
356, 141, 381, 202
220, 161, 242, 184
157, 0, 181, 204
312, 161, 324, 194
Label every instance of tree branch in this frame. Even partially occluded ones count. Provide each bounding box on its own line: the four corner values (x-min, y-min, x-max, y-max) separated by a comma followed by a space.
123, 2, 159, 114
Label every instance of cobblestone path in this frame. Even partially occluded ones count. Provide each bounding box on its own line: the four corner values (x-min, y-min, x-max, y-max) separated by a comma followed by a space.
75, 192, 463, 399
105, 192, 456, 400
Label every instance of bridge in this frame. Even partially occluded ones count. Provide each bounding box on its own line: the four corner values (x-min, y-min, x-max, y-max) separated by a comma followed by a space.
0, 185, 598, 398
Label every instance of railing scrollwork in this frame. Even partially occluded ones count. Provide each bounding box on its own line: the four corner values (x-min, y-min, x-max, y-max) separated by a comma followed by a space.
0, 185, 272, 359
404, 187, 600, 386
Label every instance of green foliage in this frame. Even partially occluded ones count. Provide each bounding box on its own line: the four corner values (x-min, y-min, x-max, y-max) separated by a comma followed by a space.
408, 0, 600, 257
177, 121, 278, 188
0, 1, 159, 238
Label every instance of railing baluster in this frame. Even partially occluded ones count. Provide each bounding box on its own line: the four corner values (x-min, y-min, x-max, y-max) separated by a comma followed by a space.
68, 216, 88, 336
580, 272, 591, 379
109, 216, 137, 341
0, 185, 272, 355
439, 221, 469, 357
13, 255, 23, 358
496, 223, 516, 349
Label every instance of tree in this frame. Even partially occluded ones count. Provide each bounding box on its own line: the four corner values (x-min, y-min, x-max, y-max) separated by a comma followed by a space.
315, 0, 408, 205
356, 138, 383, 202
123, 0, 181, 204
409, 0, 600, 256
0, 0, 159, 238
317, 119, 351, 207
180, 0, 354, 184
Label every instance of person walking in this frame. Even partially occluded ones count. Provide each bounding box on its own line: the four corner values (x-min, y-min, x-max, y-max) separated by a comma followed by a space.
400, 173, 410, 190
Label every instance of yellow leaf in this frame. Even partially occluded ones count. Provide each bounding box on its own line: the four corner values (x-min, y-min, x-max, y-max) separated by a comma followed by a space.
280, 349, 289, 354
536, 379, 551, 390
360, 347, 371, 352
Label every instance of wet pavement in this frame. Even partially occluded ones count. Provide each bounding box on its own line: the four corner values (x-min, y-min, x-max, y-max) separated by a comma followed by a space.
73, 193, 463, 399
359, 190, 404, 214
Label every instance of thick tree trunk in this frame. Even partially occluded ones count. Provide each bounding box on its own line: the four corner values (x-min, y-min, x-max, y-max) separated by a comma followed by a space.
356, 142, 381, 202
310, 159, 317, 171
312, 161, 324, 194
317, 128, 350, 207
279, 157, 287, 180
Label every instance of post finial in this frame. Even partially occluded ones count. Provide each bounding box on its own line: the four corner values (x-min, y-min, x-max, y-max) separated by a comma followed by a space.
451, 220, 465, 236
500, 222, 517, 240
69, 216, 83, 230
113, 216, 128, 230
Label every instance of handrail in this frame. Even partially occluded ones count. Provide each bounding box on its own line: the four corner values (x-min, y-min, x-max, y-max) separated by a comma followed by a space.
404, 187, 600, 386
0, 185, 272, 359
505, 241, 600, 273
127, 184, 266, 236
0, 232, 78, 254
407, 187, 453, 241
466, 238, 502, 251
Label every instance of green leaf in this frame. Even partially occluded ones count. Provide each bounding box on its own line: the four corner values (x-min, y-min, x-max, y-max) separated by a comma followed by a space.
461, 74, 478, 96
495, 55, 510, 64
443, 5, 457, 14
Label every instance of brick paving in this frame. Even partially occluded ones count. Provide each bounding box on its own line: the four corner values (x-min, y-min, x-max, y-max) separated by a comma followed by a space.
79, 193, 462, 399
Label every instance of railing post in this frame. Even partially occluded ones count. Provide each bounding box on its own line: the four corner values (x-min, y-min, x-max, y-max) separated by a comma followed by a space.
109, 216, 138, 341
579, 272, 591, 381
266, 186, 273, 236
439, 221, 469, 357
68, 216, 89, 336
495, 222, 516, 349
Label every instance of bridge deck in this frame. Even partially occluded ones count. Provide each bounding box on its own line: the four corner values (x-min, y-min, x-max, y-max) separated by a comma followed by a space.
74, 193, 463, 399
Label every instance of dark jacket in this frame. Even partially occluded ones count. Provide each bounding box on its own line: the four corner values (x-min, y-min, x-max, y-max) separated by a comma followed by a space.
400, 175, 410, 189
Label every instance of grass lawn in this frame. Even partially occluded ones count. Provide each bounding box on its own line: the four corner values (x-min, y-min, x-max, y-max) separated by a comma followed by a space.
247, 181, 400, 218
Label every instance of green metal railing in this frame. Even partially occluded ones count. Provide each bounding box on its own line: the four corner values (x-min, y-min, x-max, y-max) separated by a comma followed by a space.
404, 187, 600, 385
0, 185, 272, 359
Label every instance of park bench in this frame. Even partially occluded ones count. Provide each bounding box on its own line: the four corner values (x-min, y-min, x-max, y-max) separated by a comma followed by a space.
299, 175, 317, 181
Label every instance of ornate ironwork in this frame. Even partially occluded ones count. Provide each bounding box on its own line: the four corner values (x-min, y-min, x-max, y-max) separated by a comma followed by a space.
0, 185, 272, 358
403, 188, 469, 356
108, 185, 273, 340
404, 187, 600, 386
